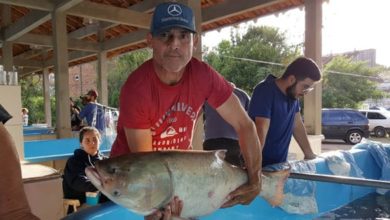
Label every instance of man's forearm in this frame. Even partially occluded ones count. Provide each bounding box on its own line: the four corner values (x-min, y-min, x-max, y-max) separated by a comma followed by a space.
238, 122, 262, 183
293, 122, 315, 158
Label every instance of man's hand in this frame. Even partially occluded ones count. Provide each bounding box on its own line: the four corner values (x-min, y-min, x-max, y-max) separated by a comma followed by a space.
221, 177, 261, 208
304, 152, 317, 160
144, 196, 183, 220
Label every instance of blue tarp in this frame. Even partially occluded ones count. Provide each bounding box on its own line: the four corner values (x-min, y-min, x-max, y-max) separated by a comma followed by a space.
353, 140, 390, 194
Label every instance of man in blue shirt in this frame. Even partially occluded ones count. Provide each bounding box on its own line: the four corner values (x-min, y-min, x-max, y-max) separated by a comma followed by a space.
203, 84, 250, 167
249, 57, 321, 167
79, 89, 105, 133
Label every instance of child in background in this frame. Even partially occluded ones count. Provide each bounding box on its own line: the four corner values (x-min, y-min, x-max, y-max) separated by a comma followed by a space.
62, 126, 109, 214
21, 108, 28, 126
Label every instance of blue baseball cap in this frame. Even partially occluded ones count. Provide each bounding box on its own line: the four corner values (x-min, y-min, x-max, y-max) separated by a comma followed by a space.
151, 2, 196, 36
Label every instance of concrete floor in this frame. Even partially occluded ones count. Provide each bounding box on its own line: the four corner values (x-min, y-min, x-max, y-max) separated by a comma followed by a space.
321, 136, 390, 153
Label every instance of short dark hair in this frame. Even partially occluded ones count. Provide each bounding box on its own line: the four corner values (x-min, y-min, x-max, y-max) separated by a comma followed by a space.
282, 57, 321, 81
79, 126, 101, 143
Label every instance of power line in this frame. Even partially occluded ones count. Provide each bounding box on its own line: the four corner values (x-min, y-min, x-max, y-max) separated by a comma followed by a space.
220, 55, 284, 66
218, 55, 382, 81
326, 70, 381, 81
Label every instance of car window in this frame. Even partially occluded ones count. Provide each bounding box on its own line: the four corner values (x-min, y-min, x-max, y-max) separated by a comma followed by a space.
326, 111, 352, 121
359, 111, 367, 116
367, 112, 386, 119
327, 111, 343, 121
344, 111, 353, 120
346, 111, 366, 121
342, 111, 355, 121
322, 111, 328, 121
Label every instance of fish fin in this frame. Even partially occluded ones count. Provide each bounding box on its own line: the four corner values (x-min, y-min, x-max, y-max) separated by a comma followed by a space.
260, 169, 290, 206
215, 150, 227, 160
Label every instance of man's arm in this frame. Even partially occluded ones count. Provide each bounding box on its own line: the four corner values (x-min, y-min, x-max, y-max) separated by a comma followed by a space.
292, 112, 316, 159
0, 105, 39, 219
216, 94, 262, 207
254, 117, 270, 149
124, 128, 153, 152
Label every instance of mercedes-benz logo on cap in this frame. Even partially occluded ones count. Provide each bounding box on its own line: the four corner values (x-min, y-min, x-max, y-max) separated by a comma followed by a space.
167, 4, 182, 16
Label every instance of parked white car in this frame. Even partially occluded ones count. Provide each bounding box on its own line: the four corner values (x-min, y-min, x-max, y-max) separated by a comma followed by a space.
359, 109, 390, 137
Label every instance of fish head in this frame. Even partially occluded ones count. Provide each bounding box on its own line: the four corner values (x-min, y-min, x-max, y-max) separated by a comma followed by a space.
85, 153, 174, 215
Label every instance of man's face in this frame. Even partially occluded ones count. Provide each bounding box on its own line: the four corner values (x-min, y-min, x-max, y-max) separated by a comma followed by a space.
81, 95, 93, 105
148, 28, 197, 73
286, 77, 316, 100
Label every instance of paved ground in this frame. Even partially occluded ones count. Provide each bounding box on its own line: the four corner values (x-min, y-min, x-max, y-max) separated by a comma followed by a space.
321, 136, 390, 153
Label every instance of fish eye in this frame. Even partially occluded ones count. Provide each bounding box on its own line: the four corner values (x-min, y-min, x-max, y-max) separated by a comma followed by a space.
112, 190, 121, 197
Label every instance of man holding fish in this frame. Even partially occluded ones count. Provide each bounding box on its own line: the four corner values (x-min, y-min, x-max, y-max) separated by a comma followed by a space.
0, 105, 39, 219
109, 2, 262, 219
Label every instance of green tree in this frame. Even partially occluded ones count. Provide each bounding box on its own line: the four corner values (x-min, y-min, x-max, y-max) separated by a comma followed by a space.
322, 56, 385, 108
20, 75, 56, 125
107, 49, 152, 108
203, 26, 300, 94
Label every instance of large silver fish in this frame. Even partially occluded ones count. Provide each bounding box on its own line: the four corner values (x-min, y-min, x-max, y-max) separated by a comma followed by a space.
85, 150, 289, 218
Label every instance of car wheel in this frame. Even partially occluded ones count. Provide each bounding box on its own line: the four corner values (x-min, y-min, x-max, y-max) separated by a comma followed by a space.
346, 130, 363, 144
374, 127, 386, 138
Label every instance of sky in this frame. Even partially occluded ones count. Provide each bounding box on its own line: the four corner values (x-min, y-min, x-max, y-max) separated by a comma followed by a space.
202, 0, 390, 67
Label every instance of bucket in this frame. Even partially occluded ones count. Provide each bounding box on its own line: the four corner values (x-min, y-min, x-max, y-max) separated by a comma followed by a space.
85, 192, 100, 205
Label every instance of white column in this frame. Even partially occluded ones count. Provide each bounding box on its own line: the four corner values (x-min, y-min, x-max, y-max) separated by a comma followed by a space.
188, 0, 202, 60
97, 22, 108, 105
2, 5, 13, 72
43, 67, 52, 127
188, 0, 204, 150
304, 0, 323, 135
289, 0, 324, 159
52, 10, 72, 138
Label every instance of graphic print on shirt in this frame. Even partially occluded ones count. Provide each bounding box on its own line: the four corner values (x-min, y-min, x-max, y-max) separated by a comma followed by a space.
151, 101, 197, 151
160, 126, 178, 138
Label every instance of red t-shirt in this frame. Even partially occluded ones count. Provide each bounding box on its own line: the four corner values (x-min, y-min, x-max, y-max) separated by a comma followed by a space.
110, 57, 233, 157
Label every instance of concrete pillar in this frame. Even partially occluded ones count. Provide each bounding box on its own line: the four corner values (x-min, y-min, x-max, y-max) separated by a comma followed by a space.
97, 23, 108, 105
188, 0, 202, 60
52, 10, 72, 138
2, 5, 13, 72
304, 0, 323, 135
0, 5, 25, 159
43, 67, 52, 127
288, 0, 324, 159
188, 0, 204, 150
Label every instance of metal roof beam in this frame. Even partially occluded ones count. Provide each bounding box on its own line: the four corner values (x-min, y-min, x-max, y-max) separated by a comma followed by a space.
0, 56, 44, 68
128, 0, 166, 12
15, 34, 100, 52
44, 51, 96, 68
14, 48, 49, 60
0, 0, 85, 43
0, 0, 53, 11
53, 0, 83, 13
202, 0, 280, 24
102, 30, 148, 51
67, 0, 160, 40
2, 10, 51, 41
67, 1, 152, 29
19, 67, 41, 76
0, 0, 83, 11
68, 22, 110, 39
